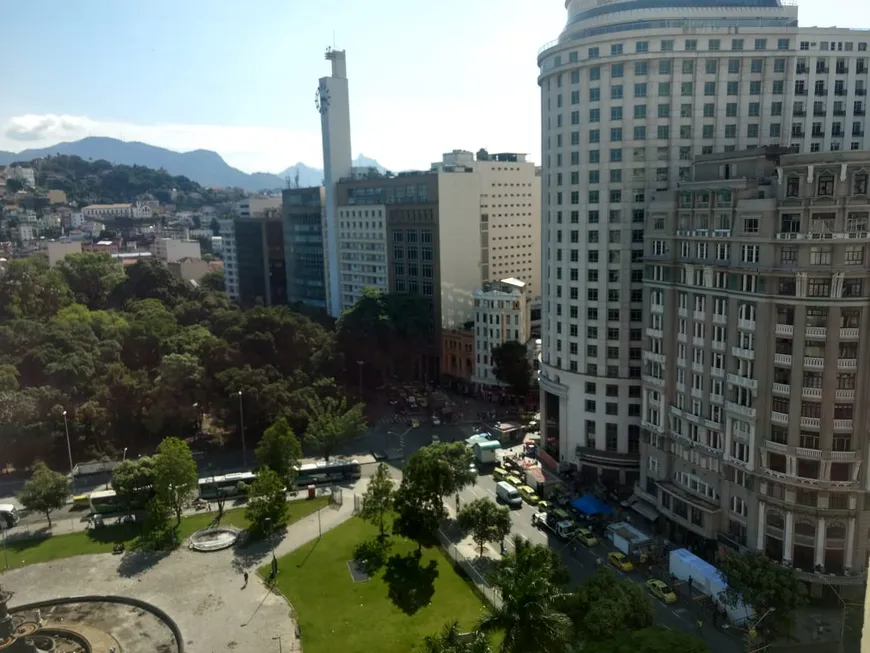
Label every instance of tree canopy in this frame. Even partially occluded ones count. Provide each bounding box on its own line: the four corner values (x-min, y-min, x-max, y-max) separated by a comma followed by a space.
0, 254, 347, 470
18, 461, 70, 528
490, 340, 533, 395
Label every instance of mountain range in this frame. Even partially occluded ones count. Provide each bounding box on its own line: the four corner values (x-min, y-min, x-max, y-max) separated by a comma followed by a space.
0, 137, 386, 192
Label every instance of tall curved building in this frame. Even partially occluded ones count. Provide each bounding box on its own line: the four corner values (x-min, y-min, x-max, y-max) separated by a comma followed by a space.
538, 3, 870, 491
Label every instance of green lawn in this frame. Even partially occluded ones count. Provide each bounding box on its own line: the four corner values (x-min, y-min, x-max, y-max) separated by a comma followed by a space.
268, 517, 490, 653
3, 496, 329, 570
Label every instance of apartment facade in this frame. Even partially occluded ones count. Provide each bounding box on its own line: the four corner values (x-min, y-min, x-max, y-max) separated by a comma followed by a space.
283, 186, 327, 309
537, 0, 870, 485
336, 204, 388, 311
152, 238, 201, 263
471, 278, 529, 389
220, 215, 287, 306
639, 148, 870, 588
236, 197, 282, 218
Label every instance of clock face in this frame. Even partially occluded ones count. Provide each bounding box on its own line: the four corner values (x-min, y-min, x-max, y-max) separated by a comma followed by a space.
315, 85, 330, 114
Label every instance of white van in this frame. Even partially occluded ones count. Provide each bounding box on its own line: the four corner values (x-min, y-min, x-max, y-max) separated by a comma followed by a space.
495, 481, 523, 508
0, 504, 20, 528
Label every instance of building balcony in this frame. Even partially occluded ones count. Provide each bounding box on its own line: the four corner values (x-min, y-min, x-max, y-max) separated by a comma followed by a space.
711, 367, 725, 378
642, 375, 665, 388
732, 347, 755, 359
713, 313, 727, 325
813, 110, 827, 117
775, 323, 794, 337
838, 358, 858, 370
794, 109, 807, 117
726, 402, 756, 419
796, 447, 822, 459
803, 387, 823, 399
642, 419, 663, 433
840, 327, 860, 339
712, 340, 726, 352
677, 332, 688, 343
643, 351, 666, 364
854, 131, 866, 137
737, 318, 756, 331
833, 419, 854, 431
646, 328, 663, 339
692, 362, 705, 374
771, 411, 789, 425
774, 353, 793, 366
801, 416, 821, 429
805, 357, 825, 369
773, 383, 791, 395
805, 326, 827, 338
835, 389, 855, 400
710, 392, 724, 404
831, 450, 860, 461
651, 304, 664, 314
766, 440, 789, 454
678, 307, 688, 318
691, 387, 704, 399
728, 374, 758, 391
693, 310, 706, 321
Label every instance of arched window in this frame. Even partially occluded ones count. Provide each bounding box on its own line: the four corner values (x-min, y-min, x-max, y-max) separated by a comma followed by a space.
768, 511, 785, 529
795, 520, 815, 537
827, 522, 847, 540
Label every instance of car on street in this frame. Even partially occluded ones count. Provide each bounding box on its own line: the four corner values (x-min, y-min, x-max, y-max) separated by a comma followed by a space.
518, 485, 540, 506
575, 527, 598, 547
645, 579, 677, 604
607, 551, 634, 572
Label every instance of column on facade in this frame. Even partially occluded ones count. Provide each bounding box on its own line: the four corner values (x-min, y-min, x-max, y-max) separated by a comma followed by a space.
814, 516, 826, 567
756, 501, 766, 550
559, 396, 569, 463
783, 511, 795, 563
845, 517, 856, 570
723, 417, 733, 464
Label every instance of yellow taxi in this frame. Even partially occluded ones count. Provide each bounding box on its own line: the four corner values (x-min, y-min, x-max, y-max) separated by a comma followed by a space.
575, 527, 598, 547
493, 467, 508, 481
505, 474, 523, 488
518, 485, 540, 506
537, 500, 551, 513
608, 551, 634, 572
645, 579, 678, 604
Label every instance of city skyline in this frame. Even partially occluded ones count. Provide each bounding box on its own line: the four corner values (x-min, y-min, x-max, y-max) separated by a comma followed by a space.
2, 0, 865, 175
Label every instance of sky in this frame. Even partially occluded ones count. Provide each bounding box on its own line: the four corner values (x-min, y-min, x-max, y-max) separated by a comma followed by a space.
1, 0, 868, 174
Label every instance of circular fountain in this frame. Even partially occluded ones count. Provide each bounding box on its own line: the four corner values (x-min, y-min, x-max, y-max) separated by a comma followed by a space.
189, 525, 242, 552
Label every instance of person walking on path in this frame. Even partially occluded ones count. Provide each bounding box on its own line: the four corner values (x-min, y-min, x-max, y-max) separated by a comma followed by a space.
243, 571, 249, 588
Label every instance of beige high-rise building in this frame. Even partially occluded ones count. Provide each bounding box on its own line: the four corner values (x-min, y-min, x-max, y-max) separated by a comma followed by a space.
639, 147, 870, 595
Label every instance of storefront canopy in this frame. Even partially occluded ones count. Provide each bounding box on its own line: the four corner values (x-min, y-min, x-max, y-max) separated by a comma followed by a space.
571, 494, 613, 516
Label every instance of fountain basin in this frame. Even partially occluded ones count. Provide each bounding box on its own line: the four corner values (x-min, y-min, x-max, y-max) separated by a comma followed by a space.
188, 526, 241, 552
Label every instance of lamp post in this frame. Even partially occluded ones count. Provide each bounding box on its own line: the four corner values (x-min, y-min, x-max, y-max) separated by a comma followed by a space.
820, 574, 848, 653
62, 410, 74, 490
356, 360, 365, 398
746, 607, 776, 653
237, 391, 247, 468
122, 447, 128, 462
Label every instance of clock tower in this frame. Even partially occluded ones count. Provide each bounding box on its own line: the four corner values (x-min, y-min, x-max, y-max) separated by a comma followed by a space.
317, 48, 353, 318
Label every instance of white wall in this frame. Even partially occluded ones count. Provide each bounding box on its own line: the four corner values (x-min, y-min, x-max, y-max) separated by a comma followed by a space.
437, 173, 481, 329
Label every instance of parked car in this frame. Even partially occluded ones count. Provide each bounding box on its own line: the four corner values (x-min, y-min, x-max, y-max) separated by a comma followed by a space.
608, 551, 634, 572
645, 579, 677, 604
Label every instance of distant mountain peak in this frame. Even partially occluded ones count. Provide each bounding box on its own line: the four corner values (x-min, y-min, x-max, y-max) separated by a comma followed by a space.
0, 137, 387, 192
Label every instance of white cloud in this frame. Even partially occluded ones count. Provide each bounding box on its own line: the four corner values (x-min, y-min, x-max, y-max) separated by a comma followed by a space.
1, 114, 323, 174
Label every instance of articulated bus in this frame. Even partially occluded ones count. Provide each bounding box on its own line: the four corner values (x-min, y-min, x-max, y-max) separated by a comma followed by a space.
295, 459, 361, 486
197, 471, 256, 500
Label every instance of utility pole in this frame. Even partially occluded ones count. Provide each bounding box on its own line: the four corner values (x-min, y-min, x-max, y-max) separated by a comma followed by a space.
238, 391, 247, 468
62, 410, 74, 491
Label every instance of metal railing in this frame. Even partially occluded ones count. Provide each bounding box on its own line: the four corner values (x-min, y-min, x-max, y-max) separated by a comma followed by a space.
437, 528, 502, 608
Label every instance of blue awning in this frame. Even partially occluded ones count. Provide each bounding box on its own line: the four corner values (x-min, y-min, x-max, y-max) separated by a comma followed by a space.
570, 494, 613, 516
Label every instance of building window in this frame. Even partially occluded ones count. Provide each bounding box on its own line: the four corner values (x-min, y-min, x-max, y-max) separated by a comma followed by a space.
817, 173, 835, 196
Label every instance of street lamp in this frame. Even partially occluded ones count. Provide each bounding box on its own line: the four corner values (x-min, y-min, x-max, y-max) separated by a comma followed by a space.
122, 447, 128, 462
356, 360, 364, 398
62, 410, 74, 490
237, 391, 247, 468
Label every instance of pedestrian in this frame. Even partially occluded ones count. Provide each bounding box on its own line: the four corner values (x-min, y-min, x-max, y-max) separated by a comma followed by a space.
696, 619, 703, 633
243, 571, 249, 586
687, 575, 694, 593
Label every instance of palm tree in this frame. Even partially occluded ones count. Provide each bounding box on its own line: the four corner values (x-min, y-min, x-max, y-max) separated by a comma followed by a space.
479, 536, 572, 653
423, 621, 492, 653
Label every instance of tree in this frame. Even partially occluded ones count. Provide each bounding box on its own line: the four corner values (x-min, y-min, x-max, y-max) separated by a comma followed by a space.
18, 462, 70, 528
56, 252, 126, 310
245, 467, 289, 537
490, 341, 533, 396
582, 627, 708, 653
305, 395, 367, 462
403, 441, 477, 509
562, 567, 653, 643
717, 550, 805, 640
479, 535, 572, 653
199, 270, 225, 293
5, 178, 24, 194
110, 456, 157, 512
359, 462, 394, 538
255, 417, 302, 485
423, 622, 492, 653
153, 437, 198, 526
457, 497, 512, 556
392, 481, 443, 552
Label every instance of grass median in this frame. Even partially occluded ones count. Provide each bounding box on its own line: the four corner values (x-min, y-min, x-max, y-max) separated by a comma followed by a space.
265, 516, 489, 653
3, 495, 329, 569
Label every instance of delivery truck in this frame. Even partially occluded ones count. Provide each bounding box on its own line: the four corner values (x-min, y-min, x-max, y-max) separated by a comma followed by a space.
532, 510, 577, 540
473, 440, 501, 465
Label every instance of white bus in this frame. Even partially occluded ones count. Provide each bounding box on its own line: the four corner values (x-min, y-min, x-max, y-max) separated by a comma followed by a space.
197, 471, 256, 500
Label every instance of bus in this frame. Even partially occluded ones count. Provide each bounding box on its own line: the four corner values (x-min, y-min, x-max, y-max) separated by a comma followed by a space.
89, 489, 123, 515
295, 459, 361, 487
197, 471, 256, 500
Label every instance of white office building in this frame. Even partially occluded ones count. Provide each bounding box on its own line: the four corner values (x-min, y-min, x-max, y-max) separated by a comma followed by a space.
537, 0, 870, 484
152, 238, 201, 263
471, 278, 529, 388
337, 205, 388, 311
